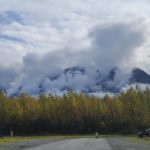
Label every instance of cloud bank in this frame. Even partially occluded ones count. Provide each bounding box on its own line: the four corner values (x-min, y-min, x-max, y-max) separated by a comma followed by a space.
0, 0, 149, 95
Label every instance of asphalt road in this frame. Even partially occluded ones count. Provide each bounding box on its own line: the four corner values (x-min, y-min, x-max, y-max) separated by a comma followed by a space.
26, 138, 112, 150
1, 137, 150, 150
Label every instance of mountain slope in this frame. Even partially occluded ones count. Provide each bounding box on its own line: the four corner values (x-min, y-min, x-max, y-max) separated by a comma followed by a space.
4, 67, 149, 96
130, 68, 150, 84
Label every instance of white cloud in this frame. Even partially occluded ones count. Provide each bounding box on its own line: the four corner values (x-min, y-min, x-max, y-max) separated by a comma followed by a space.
0, 0, 149, 95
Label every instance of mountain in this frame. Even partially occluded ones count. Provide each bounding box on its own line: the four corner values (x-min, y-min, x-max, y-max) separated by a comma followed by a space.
130, 68, 150, 84
6, 66, 150, 97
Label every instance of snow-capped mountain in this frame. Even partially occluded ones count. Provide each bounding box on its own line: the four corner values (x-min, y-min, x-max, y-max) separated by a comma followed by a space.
6, 66, 150, 97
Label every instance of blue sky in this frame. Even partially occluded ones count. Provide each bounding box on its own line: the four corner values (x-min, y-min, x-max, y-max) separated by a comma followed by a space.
0, 0, 150, 95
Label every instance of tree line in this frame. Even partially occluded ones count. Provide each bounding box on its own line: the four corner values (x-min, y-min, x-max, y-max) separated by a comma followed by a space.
0, 86, 150, 135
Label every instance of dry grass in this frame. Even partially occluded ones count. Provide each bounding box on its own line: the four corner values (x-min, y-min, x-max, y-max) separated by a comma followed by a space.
0, 135, 95, 144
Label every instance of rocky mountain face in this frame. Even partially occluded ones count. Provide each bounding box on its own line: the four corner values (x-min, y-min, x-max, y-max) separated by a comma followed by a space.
130, 68, 150, 84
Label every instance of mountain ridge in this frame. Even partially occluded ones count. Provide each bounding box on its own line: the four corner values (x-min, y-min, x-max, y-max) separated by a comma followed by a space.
4, 67, 150, 97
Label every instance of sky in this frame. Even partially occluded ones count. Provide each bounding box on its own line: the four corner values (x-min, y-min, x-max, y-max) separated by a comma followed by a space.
0, 0, 150, 95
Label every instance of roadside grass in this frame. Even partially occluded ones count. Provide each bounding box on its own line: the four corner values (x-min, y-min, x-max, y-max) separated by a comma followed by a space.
0, 134, 133, 144
117, 135, 150, 145
0, 134, 95, 144
1, 134, 150, 145
0, 136, 62, 144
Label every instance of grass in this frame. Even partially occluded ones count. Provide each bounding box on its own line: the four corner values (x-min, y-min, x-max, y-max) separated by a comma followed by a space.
1, 134, 150, 145
124, 135, 150, 144
0, 136, 58, 144
0, 134, 95, 144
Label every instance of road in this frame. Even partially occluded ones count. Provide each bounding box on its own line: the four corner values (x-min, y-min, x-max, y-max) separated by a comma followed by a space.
1, 137, 150, 150
25, 138, 112, 150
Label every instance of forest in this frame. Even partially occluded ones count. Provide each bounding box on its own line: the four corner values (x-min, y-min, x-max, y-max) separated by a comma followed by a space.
0, 86, 150, 135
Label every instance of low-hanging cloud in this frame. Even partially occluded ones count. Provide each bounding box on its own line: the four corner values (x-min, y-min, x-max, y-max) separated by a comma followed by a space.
5, 22, 146, 95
